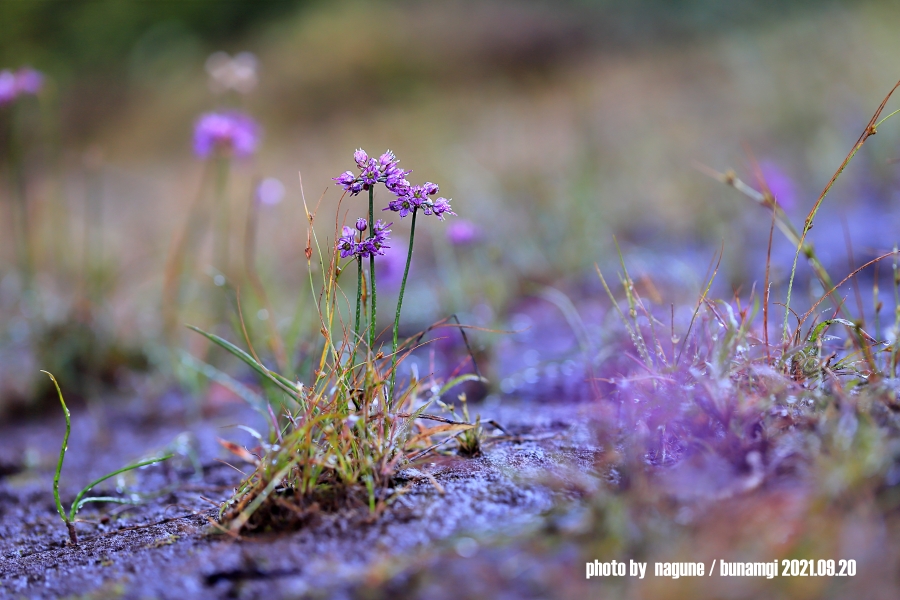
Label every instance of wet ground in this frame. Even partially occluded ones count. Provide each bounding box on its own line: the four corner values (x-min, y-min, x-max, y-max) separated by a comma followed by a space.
0, 392, 599, 599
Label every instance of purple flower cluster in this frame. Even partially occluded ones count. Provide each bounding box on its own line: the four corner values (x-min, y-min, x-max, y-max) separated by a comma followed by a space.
337, 219, 392, 259
333, 148, 456, 221
0, 67, 44, 106
193, 111, 260, 159
333, 149, 410, 196
384, 181, 455, 221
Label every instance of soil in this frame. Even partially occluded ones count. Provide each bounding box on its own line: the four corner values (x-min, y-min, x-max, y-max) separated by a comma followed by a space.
0, 393, 598, 599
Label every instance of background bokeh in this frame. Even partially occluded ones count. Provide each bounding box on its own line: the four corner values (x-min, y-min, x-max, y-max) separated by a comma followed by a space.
2, 0, 900, 409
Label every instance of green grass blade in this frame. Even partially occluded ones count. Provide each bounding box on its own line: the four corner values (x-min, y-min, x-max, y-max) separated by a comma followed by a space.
69, 455, 172, 521
42, 371, 70, 524
186, 324, 300, 397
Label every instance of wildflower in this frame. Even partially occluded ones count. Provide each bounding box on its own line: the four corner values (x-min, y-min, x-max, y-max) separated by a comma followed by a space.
337, 226, 359, 258
0, 67, 44, 106
427, 197, 456, 221
337, 219, 391, 259
0, 70, 15, 106
354, 148, 369, 169
15, 68, 43, 95
361, 220, 392, 256
193, 111, 260, 159
446, 219, 480, 245
333, 148, 410, 196
385, 181, 454, 220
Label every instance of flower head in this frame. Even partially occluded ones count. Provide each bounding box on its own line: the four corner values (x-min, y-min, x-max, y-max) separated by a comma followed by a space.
360, 220, 392, 256
427, 197, 456, 221
193, 111, 260, 159
15, 68, 43, 95
336, 219, 391, 259
333, 148, 409, 196
337, 226, 358, 258
385, 179, 455, 221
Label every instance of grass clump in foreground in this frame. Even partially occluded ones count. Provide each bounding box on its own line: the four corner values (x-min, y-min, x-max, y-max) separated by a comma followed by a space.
189, 148, 482, 533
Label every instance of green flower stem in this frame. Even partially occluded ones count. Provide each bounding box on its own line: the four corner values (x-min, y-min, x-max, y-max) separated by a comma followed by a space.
213, 155, 231, 277
368, 187, 377, 355
389, 208, 418, 403
7, 106, 33, 288
352, 255, 362, 369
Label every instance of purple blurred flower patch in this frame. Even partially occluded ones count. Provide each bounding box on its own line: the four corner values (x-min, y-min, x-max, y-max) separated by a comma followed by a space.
0, 67, 44, 106
759, 160, 797, 210
446, 219, 481, 245
193, 111, 260, 159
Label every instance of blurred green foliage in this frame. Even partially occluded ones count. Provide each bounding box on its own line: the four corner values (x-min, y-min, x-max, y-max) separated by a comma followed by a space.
0, 0, 306, 77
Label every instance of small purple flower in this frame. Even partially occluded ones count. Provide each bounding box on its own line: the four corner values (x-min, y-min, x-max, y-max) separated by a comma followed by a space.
193, 111, 260, 159
446, 219, 480, 245
0, 70, 15, 106
421, 182, 439, 196
15, 68, 43, 95
428, 197, 456, 221
379, 150, 396, 168
354, 148, 369, 169
337, 226, 358, 258
356, 218, 368, 232
334, 171, 356, 187
385, 174, 410, 196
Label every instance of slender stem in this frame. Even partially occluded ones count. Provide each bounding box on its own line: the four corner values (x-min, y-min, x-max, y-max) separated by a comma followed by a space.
44, 371, 70, 525
368, 187, 377, 354
213, 156, 231, 277
353, 255, 362, 369
389, 208, 418, 402
7, 104, 33, 288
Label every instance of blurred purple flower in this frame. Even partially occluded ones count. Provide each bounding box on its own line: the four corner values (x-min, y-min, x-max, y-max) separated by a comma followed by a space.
0, 70, 15, 106
355, 218, 368, 232
759, 160, 797, 210
446, 219, 480, 245
15, 68, 43, 95
256, 177, 285, 205
193, 111, 260, 159
0, 67, 44, 106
